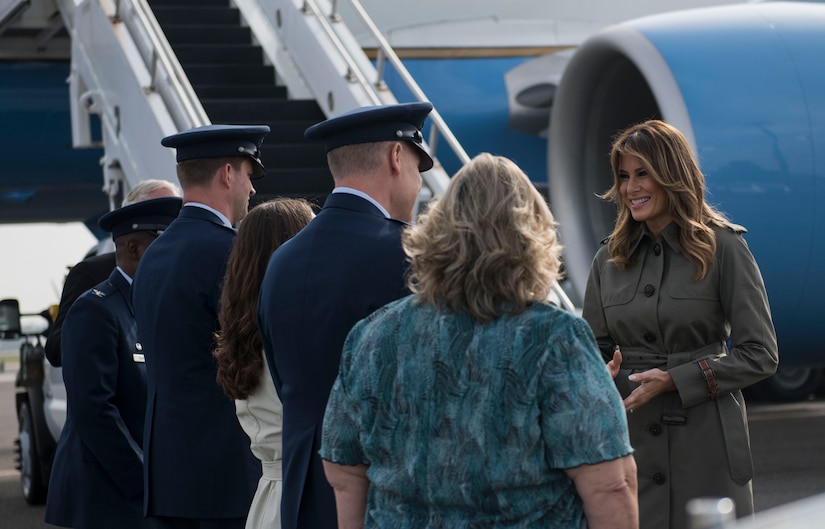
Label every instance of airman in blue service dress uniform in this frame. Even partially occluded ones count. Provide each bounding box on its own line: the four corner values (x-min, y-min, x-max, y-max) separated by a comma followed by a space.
45, 196, 182, 529
131, 125, 269, 529
257, 102, 434, 529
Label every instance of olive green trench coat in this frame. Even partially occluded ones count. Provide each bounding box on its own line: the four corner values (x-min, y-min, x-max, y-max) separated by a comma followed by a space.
583, 223, 778, 529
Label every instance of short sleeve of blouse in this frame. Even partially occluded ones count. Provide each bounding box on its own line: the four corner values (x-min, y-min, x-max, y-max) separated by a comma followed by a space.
540, 317, 633, 469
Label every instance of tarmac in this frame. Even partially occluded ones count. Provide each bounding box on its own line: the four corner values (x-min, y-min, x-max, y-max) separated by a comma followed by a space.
2, 352, 825, 528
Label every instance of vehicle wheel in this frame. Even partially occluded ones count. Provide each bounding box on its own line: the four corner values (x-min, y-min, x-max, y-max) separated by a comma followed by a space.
18, 401, 47, 505
748, 366, 822, 402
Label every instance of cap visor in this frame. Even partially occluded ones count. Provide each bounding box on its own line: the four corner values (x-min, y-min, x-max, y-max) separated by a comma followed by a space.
414, 144, 434, 172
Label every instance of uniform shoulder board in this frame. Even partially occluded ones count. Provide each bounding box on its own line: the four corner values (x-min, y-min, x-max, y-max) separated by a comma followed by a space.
727, 222, 748, 235
600, 235, 610, 246
91, 288, 107, 298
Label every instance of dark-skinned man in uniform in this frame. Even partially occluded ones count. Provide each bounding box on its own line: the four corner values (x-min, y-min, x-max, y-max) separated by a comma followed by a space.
45, 196, 182, 529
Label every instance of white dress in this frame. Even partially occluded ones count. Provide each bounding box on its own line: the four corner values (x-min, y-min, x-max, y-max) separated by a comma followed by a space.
235, 357, 283, 529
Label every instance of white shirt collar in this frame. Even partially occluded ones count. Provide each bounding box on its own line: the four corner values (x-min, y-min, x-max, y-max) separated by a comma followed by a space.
332, 187, 390, 218
116, 266, 132, 285
184, 202, 234, 228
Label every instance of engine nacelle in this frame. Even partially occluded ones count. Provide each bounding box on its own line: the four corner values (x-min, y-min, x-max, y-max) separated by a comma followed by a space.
549, 2, 825, 365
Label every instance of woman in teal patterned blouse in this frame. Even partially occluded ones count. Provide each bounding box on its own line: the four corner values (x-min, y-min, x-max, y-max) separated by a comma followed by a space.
320, 153, 638, 529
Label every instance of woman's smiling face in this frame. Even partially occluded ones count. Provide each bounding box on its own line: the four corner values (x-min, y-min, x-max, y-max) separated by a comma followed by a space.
618, 154, 671, 238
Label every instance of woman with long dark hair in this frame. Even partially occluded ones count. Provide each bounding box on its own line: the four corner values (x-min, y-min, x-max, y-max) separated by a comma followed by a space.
214, 198, 314, 529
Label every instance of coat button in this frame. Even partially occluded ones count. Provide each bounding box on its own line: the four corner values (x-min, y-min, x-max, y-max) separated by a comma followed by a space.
650, 423, 662, 436
653, 473, 666, 485
654, 243, 661, 256
643, 284, 655, 297
644, 333, 656, 343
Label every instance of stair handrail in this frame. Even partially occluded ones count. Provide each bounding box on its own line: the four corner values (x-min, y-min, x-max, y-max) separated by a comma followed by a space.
300, 0, 382, 106
340, 0, 471, 168
121, 0, 209, 129
0, 0, 30, 36
311, 0, 471, 168
54, 0, 210, 208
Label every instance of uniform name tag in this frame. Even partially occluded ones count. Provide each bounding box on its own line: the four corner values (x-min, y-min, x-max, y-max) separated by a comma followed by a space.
133, 353, 145, 363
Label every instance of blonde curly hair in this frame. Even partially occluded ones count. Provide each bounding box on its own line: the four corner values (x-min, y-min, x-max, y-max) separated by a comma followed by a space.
403, 153, 563, 323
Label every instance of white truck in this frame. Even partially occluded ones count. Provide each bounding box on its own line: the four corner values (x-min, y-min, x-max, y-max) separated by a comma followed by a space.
0, 298, 65, 505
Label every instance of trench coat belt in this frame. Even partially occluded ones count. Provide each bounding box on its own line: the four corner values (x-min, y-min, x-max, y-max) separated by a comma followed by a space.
617, 342, 727, 427
617, 342, 727, 371
261, 459, 282, 480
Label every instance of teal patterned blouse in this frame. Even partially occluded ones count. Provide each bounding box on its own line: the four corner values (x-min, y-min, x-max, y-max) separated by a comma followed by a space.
321, 295, 632, 528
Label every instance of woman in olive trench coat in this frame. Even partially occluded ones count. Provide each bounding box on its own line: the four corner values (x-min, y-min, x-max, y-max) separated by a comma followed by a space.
582, 120, 778, 529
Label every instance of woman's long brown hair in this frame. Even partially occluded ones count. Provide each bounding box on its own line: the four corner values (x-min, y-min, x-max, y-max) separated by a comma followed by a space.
214, 198, 314, 400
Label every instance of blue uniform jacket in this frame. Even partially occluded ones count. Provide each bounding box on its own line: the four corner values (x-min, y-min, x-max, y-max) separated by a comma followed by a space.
45, 268, 151, 529
257, 192, 410, 529
45, 251, 116, 367
132, 206, 260, 519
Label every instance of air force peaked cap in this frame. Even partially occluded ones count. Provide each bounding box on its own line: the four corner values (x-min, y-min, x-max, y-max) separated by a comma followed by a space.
161, 124, 270, 178
304, 102, 434, 172
98, 196, 183, 240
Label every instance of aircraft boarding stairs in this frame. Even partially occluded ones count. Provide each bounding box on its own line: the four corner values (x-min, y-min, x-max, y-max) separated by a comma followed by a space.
3, 0, 458, 210
3, 0, 574, 310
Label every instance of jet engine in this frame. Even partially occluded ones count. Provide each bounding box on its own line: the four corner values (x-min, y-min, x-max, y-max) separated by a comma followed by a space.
549, 2, 825, 376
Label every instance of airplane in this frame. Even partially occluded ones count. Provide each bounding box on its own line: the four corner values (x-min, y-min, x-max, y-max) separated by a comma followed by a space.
13, 0, 825, 388
3, 0, 823, 386
2, 0, 825, 504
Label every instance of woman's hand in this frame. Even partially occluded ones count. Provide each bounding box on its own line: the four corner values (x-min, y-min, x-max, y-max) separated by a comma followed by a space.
624, 368, 676, 412
606, 346, 622, 379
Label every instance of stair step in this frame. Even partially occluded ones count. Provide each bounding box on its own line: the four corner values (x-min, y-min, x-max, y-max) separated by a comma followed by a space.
202, 99, 325, 122
172, 44, 263, 65
185, 64, 275, 85
149, 0, 228, 6
163, 26, 251, 45
195, 85, 289, 102
254, 168, 334, 195
153, 7, 239, 26
195, 84, 284, 99
259, 144, 328, 169
259, 120, 321, 143
198, 116, 316, 144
